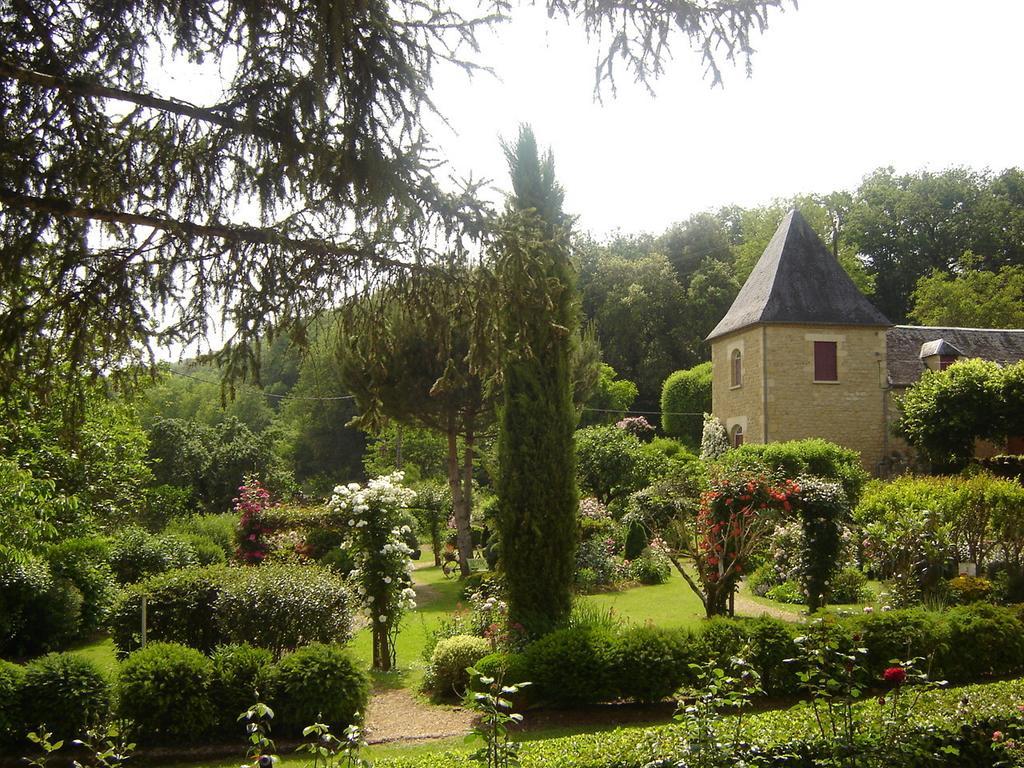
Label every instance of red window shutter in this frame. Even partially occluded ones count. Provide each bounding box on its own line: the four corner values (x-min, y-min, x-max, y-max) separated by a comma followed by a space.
814, 341, 837, 381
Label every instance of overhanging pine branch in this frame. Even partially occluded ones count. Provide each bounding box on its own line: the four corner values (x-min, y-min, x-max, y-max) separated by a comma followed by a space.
0, 59, 293, 147
0, 188, 409, 270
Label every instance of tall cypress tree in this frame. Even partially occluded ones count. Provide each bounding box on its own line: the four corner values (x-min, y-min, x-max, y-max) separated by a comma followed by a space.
495, 126, 579, 637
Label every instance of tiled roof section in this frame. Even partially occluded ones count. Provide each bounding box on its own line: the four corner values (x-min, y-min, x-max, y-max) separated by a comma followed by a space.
887, 326, 1024, 387
706, 209, 891, 341
918, 338, 964, 359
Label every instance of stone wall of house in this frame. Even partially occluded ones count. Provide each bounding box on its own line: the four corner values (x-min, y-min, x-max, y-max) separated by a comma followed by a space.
763, 324, 889, 472
710, 325, 765, 446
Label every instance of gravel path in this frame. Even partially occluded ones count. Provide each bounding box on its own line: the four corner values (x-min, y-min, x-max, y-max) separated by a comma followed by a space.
364, 688, 473, 744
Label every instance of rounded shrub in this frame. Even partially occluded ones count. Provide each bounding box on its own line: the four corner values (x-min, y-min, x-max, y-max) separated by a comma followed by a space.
425, 635, 493, 697
830, 567, 870, 605
210, 644, 274, 735
46, 537, 116, 633
0, 554, 83, 656
746, 617, 800, 696
117, 642, 215, 743
179, 534, 228, 566
21, 653, 110, 742
947, 575, 993, 605
854, 608, 948, 677
473, 651, 530, 688
108, 526, 197, 585
165, 513, 237, 558
697, 617, 750, 665
268, 643, 368, 736
523, 627, 616, 706
943, 604, 1024, 681
608, 626, 695, 702
0, 660, 25, 744
661, 362, 712, 447
629, 546, 672, 585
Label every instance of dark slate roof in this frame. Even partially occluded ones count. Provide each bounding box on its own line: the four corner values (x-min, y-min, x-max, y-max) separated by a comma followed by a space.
706, 209, 891, 341
887, 325, 1024, 387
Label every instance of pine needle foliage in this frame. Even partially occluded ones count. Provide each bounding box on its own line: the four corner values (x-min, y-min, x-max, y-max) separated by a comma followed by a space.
494, 126, 579, 638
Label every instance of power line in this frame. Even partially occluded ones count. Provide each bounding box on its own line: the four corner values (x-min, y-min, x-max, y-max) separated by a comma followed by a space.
581, 407, 703, 417
165, 368, 356, 401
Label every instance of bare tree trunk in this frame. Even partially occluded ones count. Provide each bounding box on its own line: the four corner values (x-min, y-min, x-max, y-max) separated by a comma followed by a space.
446, 419, 474, 577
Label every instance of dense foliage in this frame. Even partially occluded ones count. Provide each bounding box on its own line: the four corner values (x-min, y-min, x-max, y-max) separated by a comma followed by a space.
495, 128, 579, 637
896, 359, 1024, 472
661, 362, 712, 448
110, 563, 354, 656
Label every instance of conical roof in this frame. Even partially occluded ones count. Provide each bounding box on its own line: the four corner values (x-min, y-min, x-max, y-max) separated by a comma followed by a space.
706, 209, 891, 341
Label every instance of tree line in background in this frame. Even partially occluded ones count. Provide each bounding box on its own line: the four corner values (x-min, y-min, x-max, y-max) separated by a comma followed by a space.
581, 166, 1024, 413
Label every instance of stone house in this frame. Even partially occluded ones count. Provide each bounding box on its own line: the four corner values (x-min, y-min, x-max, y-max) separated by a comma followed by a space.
707, 209, 1024, 474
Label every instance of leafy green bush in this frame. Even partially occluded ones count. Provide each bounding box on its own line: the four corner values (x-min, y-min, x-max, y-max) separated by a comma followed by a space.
628, 545, 671, 585
523, 627, 616, 706
943, 603, 1024, 681
117, 642, 215, 743
165, 513, 238, 558
110, 563, 353, 656
46, 537, 116, 633
830, 567, 871, 604
947, 574, 993, 604
179, 534, 228, 566
660, 362, 712, 447
424, 635, 493, 697
607, 626, 696, 702
853, 608, 948, 677
268, 643, 368, 736
213, 563, 354, 656
110, 567, 224, 654
108, 525, 199, 584
21, 653, 110, 742
746, 616, 799, 696
575, 426, 668, 506
722, 438, 868, 505
209, 643, 274, 734
473, 652, 530, 688
765, 580, 804, 604
0, 553, 83, 656
0, 660, 24, 744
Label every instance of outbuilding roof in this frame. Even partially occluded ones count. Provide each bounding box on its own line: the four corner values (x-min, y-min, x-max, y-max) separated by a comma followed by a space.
706, 209, 891, 341
887, 325, 1024, 387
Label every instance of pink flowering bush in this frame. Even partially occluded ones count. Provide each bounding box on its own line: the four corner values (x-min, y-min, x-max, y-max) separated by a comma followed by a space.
235, 476, 272, 564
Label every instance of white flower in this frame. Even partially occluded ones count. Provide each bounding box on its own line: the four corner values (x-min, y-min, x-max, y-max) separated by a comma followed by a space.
383, 576, 392, 584
348, 519, 355, 526
378, 614, 387, 623
863, 606, 873, 614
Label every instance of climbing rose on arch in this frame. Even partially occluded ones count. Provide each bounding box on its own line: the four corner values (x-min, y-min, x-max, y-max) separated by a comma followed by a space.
330, 472, 418, 671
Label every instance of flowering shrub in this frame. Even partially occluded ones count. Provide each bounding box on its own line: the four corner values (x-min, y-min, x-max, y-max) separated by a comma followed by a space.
629, 538, 672, 585
683, 472, 800, 616
235, 476, 272, 564
699, 414, 729, 461
615, 416, 655, 440
329, 472, 417, 671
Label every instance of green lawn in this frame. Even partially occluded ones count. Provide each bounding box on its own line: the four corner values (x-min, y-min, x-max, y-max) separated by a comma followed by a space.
576, 568, 708, 630
349, 561, 465, 690
67, 634, 119, 676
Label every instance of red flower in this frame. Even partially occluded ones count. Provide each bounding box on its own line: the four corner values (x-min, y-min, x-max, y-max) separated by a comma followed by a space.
993, 731, 1004, 742
883, 667, 907, 686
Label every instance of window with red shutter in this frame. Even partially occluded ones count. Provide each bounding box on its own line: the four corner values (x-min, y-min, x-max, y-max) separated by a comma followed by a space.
814, 341, 838, 381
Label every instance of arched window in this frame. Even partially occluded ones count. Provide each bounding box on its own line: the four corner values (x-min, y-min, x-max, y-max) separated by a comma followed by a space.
730, 349, 742, 387
731, 424, 744, 447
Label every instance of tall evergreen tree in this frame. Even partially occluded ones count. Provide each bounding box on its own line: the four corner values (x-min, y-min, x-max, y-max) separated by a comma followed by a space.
495, 127, 578, 637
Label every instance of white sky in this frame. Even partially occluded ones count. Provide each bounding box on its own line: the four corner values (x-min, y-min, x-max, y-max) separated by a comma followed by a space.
426, 0, 1024, 236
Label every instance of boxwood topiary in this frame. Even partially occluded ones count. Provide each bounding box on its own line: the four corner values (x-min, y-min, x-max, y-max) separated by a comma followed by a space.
523, 627, 617, 706
21, 653, 110, 742
116, 642, 215, 743
209, 643, 274, 735
425, 635, 493, 698
267, 643, 368, 736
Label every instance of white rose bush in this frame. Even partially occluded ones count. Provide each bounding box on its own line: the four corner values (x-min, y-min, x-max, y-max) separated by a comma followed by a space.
330, 472, 418, 671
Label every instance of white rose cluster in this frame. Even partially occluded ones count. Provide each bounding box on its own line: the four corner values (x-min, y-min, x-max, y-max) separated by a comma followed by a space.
327, 472, 419, 634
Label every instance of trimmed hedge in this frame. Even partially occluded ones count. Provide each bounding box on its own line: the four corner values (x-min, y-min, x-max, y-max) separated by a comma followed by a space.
20, 653, 111, 743
373, 677, 1024, 768
0, 660, 24, 744
209, 643, 274, 734
109, 562, 353, 656
505, 605, 1024, 708
660, 363, 712, 447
